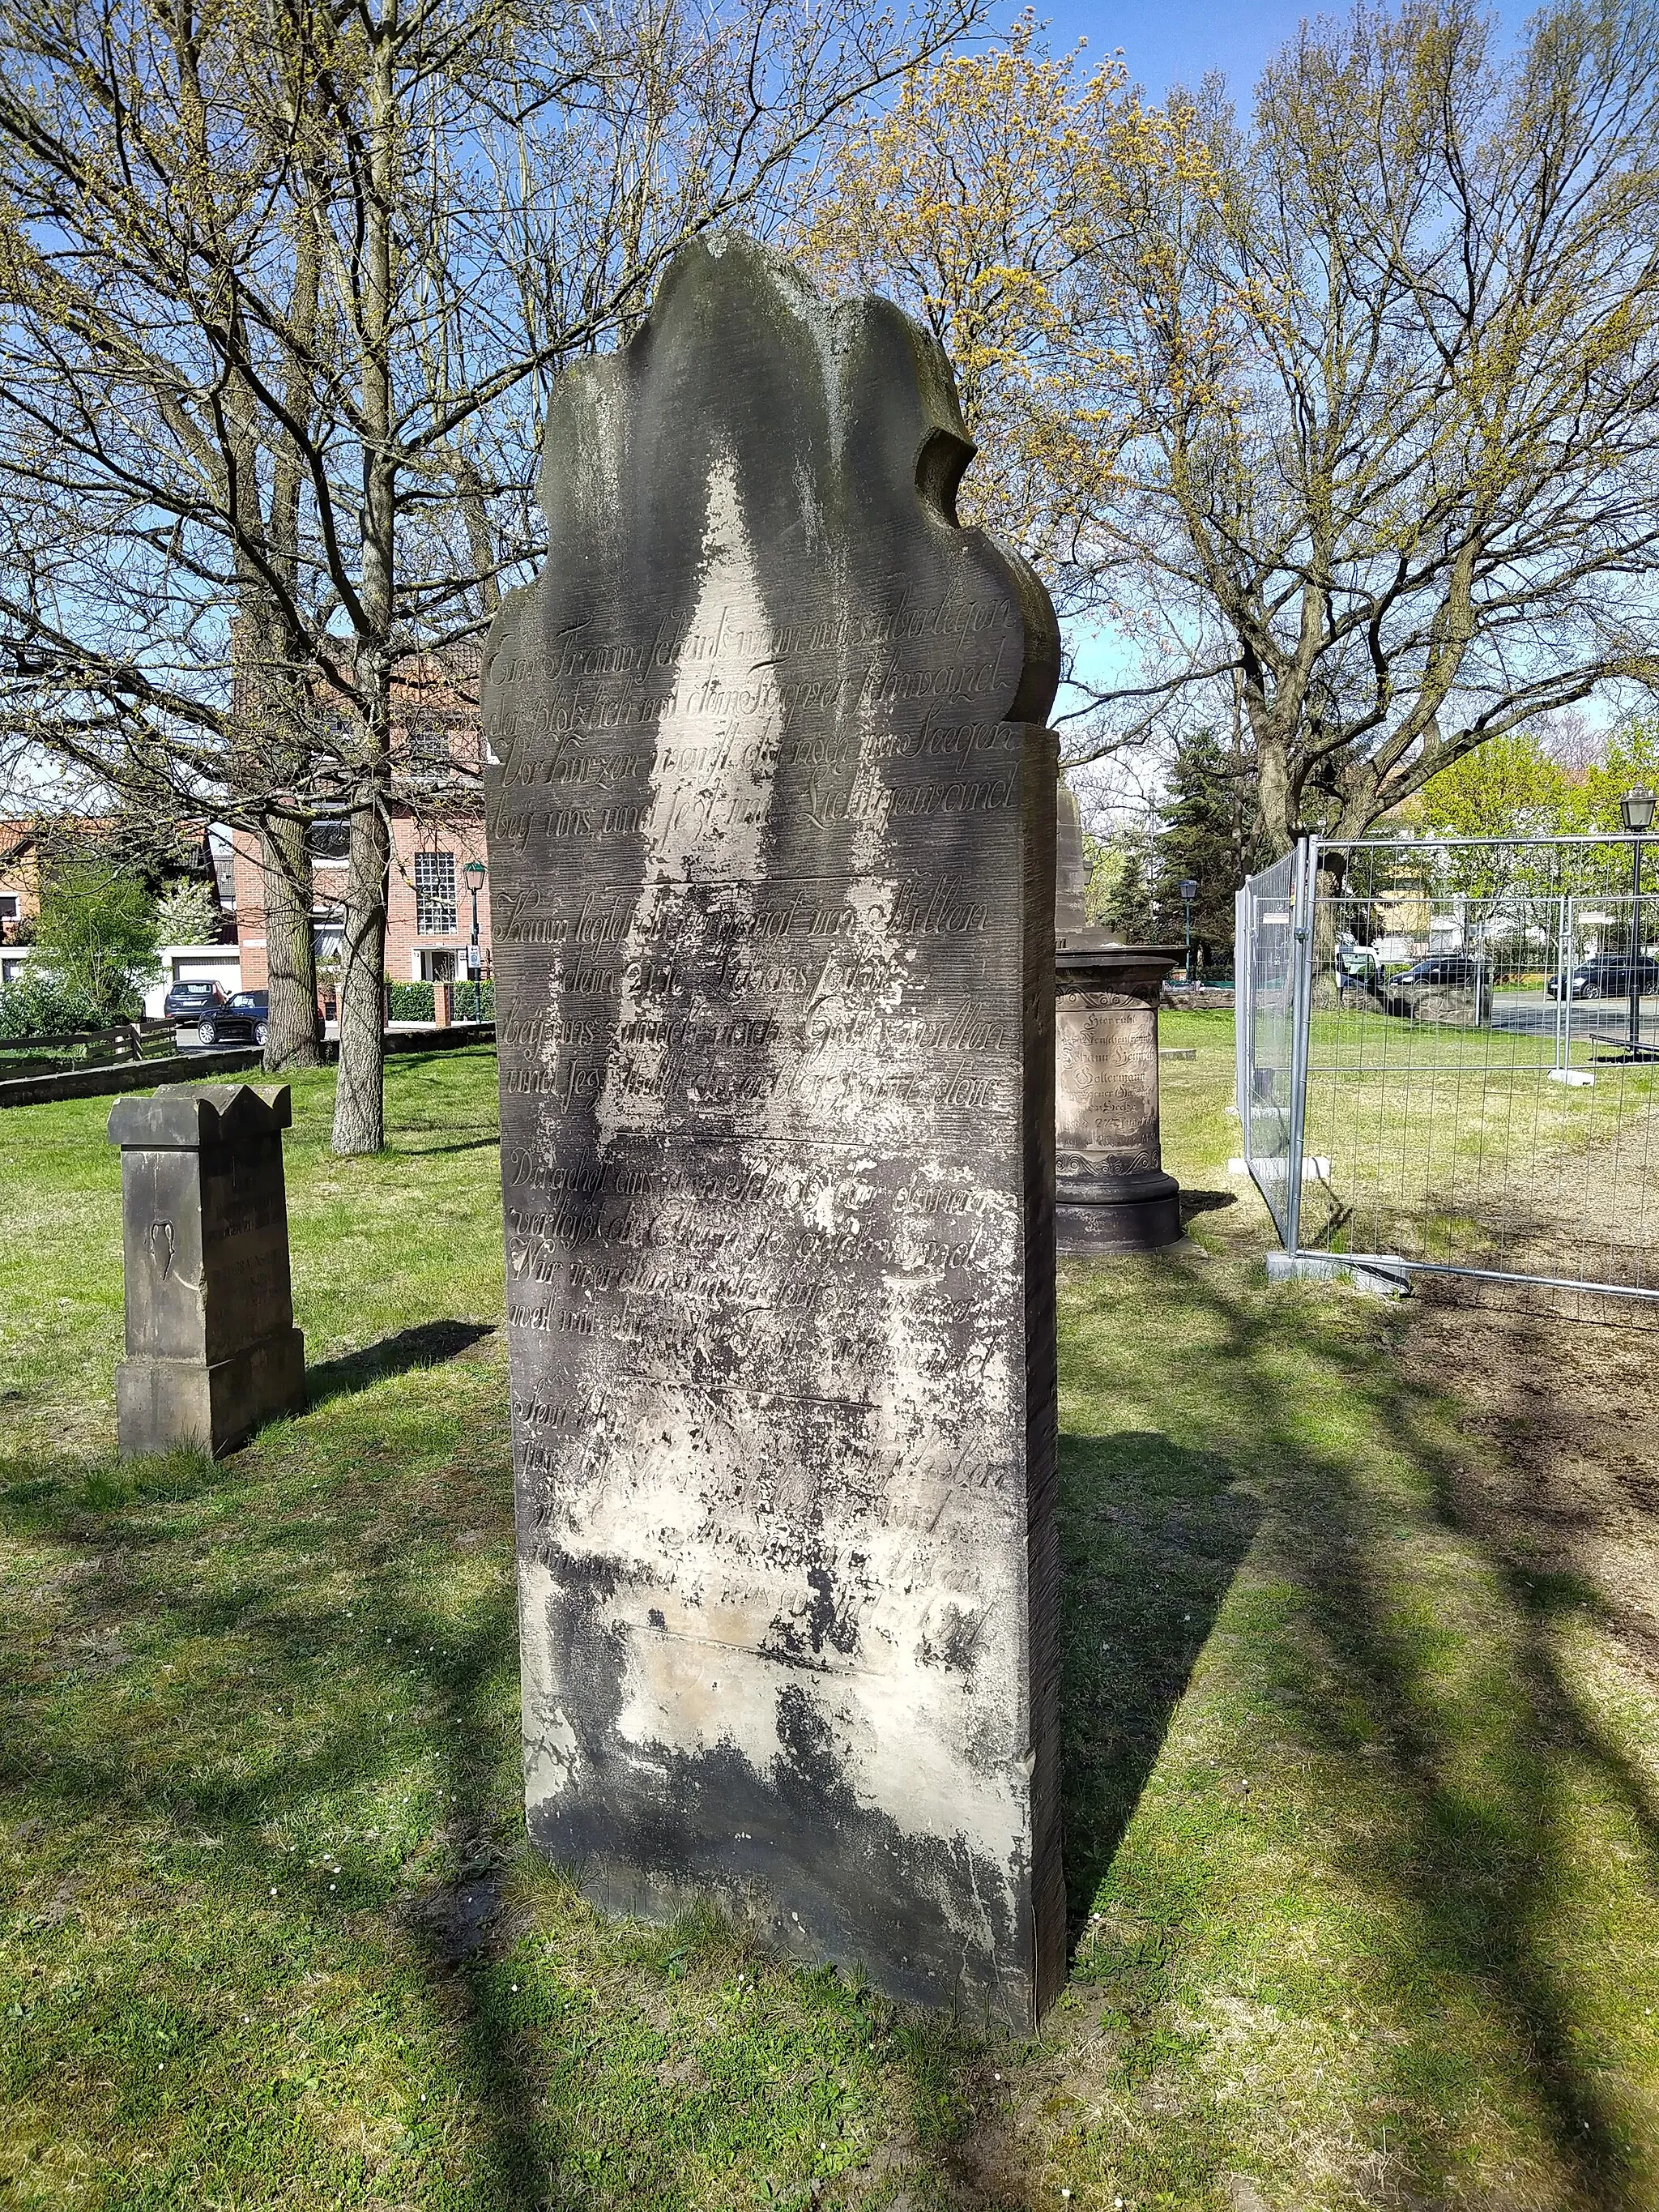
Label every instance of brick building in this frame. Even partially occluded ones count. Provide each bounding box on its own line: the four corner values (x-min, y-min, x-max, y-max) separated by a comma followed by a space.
0, 822, 42, 946
0, 822, 41, 986
231, 651, 493, 991
2, 816, 232, 989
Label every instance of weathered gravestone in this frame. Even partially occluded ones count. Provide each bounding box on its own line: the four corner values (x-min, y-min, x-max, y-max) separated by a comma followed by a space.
1053, 963, 1183, 1251
481, 237, 1064, 2026
107, 1083, 305, 1456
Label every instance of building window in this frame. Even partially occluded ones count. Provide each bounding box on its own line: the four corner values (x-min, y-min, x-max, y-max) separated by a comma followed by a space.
407, 715, 454, 774
308, 819, 352, 860
0, 895, 18, 922
414, 850, 457, 934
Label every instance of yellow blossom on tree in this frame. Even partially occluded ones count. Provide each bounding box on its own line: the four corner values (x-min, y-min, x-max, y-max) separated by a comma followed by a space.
797, 15, 1207, 615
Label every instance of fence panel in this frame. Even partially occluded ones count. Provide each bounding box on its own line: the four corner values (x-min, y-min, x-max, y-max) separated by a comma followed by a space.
1237, 848, 1304, 1245
1237, 836, 1659, 1308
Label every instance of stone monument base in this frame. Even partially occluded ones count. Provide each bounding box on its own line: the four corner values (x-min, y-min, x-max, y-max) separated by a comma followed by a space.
1052, 941, 1184, 1258
116, 1326, 305, 1458
1056, 1165, 1182, 1255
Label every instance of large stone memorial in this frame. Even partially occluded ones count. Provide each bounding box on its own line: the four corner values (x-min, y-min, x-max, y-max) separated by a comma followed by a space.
481, 237, 1064, 2026
1051, 783, 1183, 1252
1053, 952, 1183, 1251
107, 1083, 305, 1456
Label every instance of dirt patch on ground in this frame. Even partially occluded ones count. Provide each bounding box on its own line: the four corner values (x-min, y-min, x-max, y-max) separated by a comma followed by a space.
1404, 1289, 1659, 1672
1297, 1067, 1659, 1292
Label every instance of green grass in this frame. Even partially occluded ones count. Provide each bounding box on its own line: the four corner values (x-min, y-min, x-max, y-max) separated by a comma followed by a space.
5, 1029, 1659, 2207
1287, 1007, 1659, 1268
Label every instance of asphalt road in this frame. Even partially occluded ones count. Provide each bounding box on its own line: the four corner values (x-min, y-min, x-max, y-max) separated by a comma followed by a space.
1489, 989, 1659, 1046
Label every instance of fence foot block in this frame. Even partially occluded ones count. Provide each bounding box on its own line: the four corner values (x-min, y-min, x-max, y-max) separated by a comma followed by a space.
1266, 1252, 1411, 1298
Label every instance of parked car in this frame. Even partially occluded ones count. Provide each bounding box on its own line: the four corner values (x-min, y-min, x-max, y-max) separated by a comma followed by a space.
192, 989, 269, 1047
1391, 953, 1487, 989
1546, 954, 1659, 1000
1380, 950, 1492, 1025
164, 978, 228, 1020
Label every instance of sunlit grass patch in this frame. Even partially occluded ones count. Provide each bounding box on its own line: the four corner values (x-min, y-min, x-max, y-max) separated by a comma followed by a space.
5, 1031, 1659, 2206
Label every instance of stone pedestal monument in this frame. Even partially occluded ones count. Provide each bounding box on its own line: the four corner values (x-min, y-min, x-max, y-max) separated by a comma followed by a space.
107, 1083, 305, 1456
482, 237, 1064, 2028
1053, 783, 1183, 1253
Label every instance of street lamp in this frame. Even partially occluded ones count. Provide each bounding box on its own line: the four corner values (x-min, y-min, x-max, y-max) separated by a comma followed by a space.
1620, 788, 1654, 1060
1179, 877, 1199, 987
463, 858, 486, 1023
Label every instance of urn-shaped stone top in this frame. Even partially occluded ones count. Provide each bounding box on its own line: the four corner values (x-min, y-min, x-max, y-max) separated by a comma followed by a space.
1055, 944, 1184, 1006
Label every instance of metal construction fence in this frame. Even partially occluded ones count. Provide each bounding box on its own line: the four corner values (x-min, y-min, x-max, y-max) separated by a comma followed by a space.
1235, 835, 1659, 1310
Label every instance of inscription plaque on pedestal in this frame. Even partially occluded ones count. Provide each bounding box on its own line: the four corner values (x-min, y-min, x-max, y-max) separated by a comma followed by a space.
482, 237, 1063, 2026
1056, 998, 1162, 1170
107, 1083, 305, 1456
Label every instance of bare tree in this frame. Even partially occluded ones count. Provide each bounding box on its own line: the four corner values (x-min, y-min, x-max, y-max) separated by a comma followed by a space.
808, 0, 1659, 852
0, 0, 986, 1147
1081, 0, 1659, 853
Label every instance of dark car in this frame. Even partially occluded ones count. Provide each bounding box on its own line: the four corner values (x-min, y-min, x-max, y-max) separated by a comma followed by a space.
1392, 953, 1487, 989
1547, 954, 1659, 1000
1382, 950, 1492, 1025
193, 989, 269, 1047
164, 978, 227, 1020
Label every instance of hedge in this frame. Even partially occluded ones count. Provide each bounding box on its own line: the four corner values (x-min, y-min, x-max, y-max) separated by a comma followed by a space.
0, 973, 107, 1040
385, 978, 493, 1023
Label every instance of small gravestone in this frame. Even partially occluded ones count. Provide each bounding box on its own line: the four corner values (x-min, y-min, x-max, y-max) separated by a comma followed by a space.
107, 1083, 305, 1456
1051, 784, 1183, 1251
482, 237, 1064, 2027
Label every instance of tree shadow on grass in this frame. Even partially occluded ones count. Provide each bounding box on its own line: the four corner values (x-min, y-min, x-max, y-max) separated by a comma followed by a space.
305, 1319, 497, 1409
0, 1410, 554, 2208
1, 1398, 969, 2212
1056, 1428, 1260, 1946
1336, 1294, 1659, 2208
1056, 1266, 1659, 2208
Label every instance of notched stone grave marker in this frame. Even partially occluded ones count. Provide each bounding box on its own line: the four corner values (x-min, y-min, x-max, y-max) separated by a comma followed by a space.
107, 1082, 305, 1456
482, 237, 1064, 2026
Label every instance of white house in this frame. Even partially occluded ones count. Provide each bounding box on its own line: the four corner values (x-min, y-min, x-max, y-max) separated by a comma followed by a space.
140, 942, 245, 1018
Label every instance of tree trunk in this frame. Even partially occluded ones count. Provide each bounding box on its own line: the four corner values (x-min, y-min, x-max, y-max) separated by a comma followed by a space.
328, 23, 399, 1161
260, 817, 322, 1070
331, 795, 390, 1155
1309, 852, 1349, 1002
1250, 704, 1297, 858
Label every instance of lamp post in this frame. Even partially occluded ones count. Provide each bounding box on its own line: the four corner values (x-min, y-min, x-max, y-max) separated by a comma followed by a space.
463, 858, 486, 1023
1620, 788, 1655, 1059
1179, 878, 1198, 987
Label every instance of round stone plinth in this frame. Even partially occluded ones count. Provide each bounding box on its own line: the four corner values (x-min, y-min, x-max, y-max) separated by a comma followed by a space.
1056, 1168, 1183, 1256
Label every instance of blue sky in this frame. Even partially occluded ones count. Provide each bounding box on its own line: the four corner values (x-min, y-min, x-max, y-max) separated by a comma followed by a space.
1029, 1, 1523, 105
1029, 0, 1324, 104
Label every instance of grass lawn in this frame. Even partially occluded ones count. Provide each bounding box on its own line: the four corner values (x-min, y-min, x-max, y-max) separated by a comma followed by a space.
5, 1025, 1659, 2208
1293, 1008, 1659, 1278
